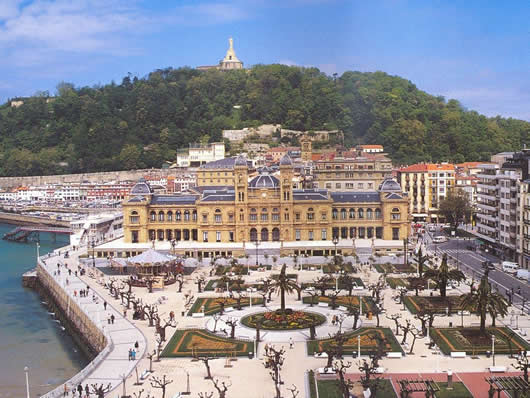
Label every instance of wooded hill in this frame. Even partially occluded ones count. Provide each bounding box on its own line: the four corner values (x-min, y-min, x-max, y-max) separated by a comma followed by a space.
1, 64, 528, 176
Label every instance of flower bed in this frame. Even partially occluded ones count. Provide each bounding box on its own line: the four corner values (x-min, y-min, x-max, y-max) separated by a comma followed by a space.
301, 277, 365, 290
430, 327, 530, 355
187, 296, 264, 315
240, 310, 326, 330
302, 295, 376, 312
374, 262, 416, 273
307, 327, 403, 356
161, 328, 254, 358
403, 295, 465, 314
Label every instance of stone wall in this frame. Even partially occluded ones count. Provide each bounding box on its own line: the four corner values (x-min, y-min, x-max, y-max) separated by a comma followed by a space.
36, 263, 106, 353
0, 168, 177, 189
0, 212, 71, 227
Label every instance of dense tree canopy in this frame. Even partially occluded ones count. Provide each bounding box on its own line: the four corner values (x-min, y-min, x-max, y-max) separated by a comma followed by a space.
0, 65, 528, 176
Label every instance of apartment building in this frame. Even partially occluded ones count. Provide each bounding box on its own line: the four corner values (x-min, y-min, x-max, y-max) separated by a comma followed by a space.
176, 142, 225, 167
397, 163, 455, 222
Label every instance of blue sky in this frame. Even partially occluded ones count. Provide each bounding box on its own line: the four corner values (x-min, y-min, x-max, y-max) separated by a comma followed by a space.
0, 0, 529, 120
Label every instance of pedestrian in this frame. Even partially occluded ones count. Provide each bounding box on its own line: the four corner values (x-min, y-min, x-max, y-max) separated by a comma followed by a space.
68, 269, 72, 276
131, 349, 136, 360
63, 383, 69, 397
128, 348, 132, 360
103, 301, 107, 311
111, 314, 115, 324
85, 384, 90, 396
77, 384, 83, 397
123, 308, 127, 318
86, 285, 90, 293
74, 290, 77, 297
135, 340, 139, 351
289, 337, 294, 349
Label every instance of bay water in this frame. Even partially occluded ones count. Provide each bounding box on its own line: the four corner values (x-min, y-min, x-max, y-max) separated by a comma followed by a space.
0, 223, 88, 397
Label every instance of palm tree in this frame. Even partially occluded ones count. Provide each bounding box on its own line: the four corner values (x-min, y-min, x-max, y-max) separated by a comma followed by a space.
423, 253, 464, 298
461, 273, 508, 334
413, 246, 429, 278
272, 264, 299, 312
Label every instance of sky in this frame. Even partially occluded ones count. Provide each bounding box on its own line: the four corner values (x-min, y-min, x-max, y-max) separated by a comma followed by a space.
0, 0, 529, 120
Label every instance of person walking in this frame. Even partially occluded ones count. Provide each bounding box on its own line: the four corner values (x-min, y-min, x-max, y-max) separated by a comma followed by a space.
63, 383, 69, 397
77, 384, 83, 397
289, 337, 294, 349
103, 301, 107, 311
128, 348, 132, 361
135, 340, 139, 351
110, 314, 115, 324
84, 384, 90, 397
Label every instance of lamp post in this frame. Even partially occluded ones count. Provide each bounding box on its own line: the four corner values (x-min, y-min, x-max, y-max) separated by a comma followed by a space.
91, 238, 96, 268
491, 335, 495, 366
254, 239, 260, 267
171, 239, 176, 256
357, 335, 361, 359
332, 236, 339, 266
36, 242, 40, 261
335, 273, 339, 292
24, 366, 30, 398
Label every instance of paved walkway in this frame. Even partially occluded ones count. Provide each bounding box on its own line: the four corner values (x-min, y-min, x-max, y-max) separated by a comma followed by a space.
39, 249, 147, 397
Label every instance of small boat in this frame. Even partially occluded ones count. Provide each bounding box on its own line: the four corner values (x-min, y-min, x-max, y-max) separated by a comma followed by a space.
54, 319, 60, 323
41, 301, 48, 305
47, 312, 55, 316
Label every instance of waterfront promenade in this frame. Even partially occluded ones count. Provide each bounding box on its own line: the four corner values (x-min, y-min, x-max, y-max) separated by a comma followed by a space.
38, 249, 147, 397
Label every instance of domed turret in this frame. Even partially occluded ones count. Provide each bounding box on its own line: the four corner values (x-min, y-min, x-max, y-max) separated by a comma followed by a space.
378, 178, 402, 192
235, 155, 247, 167
279, 154, 293, 166
130, 178, 152, 195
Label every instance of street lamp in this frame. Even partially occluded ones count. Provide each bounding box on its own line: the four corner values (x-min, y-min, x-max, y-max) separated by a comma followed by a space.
36, 242, 40, 261
171, 239, 176, 256
491, 335, 495, 366
254, 239, 260, 267
91, 238, 96, 267
332, 236, 339, 266
24, 366, 30, 398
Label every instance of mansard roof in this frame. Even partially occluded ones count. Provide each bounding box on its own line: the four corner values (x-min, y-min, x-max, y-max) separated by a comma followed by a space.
150, 195, 197, 205
331, 192, 380, 203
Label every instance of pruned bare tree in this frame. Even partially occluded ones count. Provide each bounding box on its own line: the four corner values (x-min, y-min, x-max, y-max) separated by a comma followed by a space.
408, 327, 424, 354
287, 384, 299, 398
175, 273, 184, 293
198, 356, 215, 379
263, 345, 285, 398
334, 359, 354, 398
212, 313, 222, 333
386, 314, 402, 335
142, 304, 158, 327
150, 374, 173, 398
89, 383, 111, 398
224, 317, 238, 339
195, 275, 206, 293
513, 350, 530, 382
155, 316, 176, 342
401, 319, 413, 345
211, 378, 232, 398
198, 392, 214, 398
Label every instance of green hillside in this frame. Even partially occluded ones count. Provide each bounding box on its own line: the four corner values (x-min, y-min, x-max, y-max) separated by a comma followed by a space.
0, 64, 528, 176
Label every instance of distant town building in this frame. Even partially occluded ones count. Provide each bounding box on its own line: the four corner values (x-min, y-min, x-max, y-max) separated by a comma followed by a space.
397, 163, 456, 222
176, 142, 225, 167
197, 37, 243, 71
266, 147, 301, 163
357, 145, 384, 154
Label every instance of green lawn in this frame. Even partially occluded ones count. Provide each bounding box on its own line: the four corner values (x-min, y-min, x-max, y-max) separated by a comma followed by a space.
431, 326, 530, 355
187, 296, 264, 315
434, 382, 473, 398
161, 328, 254, 358
307, 327, 403, 356
317, 379, 396, 398
403, 295, 465, 314
302, 295, 375, 312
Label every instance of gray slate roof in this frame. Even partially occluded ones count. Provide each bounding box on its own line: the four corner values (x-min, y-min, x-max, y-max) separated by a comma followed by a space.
128, 249, 172, 264
200, 157, 236, 169
293, 189, 329, 201
331, 192, 380, 203
151, 195, 197, 205
202, 188, 236, 202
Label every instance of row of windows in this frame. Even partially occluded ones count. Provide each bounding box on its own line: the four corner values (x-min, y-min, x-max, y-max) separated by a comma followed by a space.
325, 182, 374, 189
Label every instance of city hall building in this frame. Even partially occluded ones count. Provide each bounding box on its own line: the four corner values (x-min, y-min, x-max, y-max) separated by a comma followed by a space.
117, 155, 410, 258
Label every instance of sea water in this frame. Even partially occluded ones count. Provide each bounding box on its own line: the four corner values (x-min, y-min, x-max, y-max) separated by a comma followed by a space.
0, 223, 88, 397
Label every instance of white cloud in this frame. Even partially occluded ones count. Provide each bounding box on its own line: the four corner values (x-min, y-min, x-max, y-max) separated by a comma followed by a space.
0, 0, 22, 19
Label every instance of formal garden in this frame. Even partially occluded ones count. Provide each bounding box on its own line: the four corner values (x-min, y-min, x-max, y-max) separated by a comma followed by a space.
302, 295, 377, 312
307, 327, 403, 356
430, 326, 530, 355
240, 309, 327, 330
161, 328, 254, 358
403, 295, 465, 314
374, 262, 416, 273
187, 296, 264, 315
313, 378, 397, 398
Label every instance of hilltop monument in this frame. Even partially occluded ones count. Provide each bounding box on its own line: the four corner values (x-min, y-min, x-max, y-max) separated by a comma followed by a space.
197, 37, 244, 71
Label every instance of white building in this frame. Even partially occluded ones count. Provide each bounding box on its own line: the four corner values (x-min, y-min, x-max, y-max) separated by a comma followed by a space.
176, 142, 225, 167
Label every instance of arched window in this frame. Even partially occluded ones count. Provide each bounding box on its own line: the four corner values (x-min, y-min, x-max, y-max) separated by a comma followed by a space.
150, 211, 156, 221
366, 208, 373, 220
307, 207, 314, 220
332, 209, 338, 220
375, 208, 382, 219
214, 209, 222, 223
272, 228, 280, 241
349, 208, 355, 219
158, 211, 165, 222
250, 208, 257, 213
358, 208, 364, 219
261, 228, 269, 241
129, 211, 139, 224
166, 211, 173, 221
341, 208, 347, 219
176, 210, 181, 221
391, 207, 401, 220
184, 210, 190, 221
250, 228, 258, 241
192, 210, 197, 221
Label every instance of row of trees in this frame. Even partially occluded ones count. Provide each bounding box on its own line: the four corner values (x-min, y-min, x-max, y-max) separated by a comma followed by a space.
1, 65, 529, 175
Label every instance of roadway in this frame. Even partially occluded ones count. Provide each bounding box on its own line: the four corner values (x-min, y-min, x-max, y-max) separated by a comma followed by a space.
421, 226, 530, 313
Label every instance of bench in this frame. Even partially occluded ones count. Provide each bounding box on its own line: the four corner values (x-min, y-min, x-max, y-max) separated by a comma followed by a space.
318, 367, 336, 375
314, 352, 328, 358
450, 352, 466, 358
318, 302, 329, 308
140, 370, 150, 380
353, 286, 364, 290
374, 367, 386, 374
171, 393, 182, 398
225, 307, 234, 313
490, 366, 507, 373
386, 352, 403, 358
457, 310, 471, 316
338, 306, 348, 312
192, 312, 204, 318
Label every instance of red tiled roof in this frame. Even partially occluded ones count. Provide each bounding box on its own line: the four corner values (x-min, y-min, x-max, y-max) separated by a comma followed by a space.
359, 145, 383, 149
398, 163, 455, 172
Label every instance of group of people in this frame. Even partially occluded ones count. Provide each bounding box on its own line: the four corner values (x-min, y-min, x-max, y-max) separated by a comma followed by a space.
63, 382, 90, 397
128, 341, 140, 360
74, 286, 90, 298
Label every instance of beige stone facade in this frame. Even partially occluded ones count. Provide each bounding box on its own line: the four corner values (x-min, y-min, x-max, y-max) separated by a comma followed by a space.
123, 156, 410, 255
